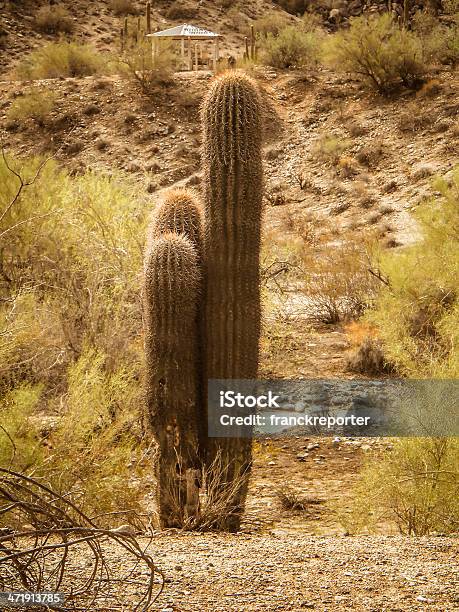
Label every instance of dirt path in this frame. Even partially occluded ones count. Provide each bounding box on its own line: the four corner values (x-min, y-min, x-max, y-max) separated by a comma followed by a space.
145, 532, 458, 611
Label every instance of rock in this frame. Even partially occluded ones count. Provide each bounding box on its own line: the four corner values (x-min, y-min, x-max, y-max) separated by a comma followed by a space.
329, 8, 343, 21
111, 524, 136, 536
126, 160, 142, 172
416, 595, 433, 603
296, 453, 309, 461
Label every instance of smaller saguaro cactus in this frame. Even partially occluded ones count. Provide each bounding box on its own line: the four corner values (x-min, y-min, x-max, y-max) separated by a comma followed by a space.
146, 1, 152, 34
144, 233, 201, 528
250, 25, 255, 60
148, 189, 205, 458
149, 189, 203, 260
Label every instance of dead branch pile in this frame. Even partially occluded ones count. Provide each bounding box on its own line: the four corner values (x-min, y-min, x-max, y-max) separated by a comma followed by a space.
0, 468, 164, 611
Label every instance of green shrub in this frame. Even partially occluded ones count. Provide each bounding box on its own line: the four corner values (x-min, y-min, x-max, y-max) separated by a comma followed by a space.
0, 384, 44, 471
0, 155, 148, 391
322, 14, 426, 93
254, 14, 290, 38
413, 10, 459, 65
367, 168, 459, 378
260, 26, 322, 69
0, 155, 151, 526
110, 0, 138, 15
312, 133, 352, 163
34, 6, 74, 34
300, 11, 324, 32
7, 88, 57, 124
119, 37, 174, 93
341, 437, 459, 535
16, 42, 106, 79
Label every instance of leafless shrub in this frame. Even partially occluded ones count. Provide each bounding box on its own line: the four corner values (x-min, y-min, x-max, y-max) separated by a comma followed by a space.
291, 169, 310, 190
382, 179, 398, 193
266, 184, 287, 206
302, 241, 379, 324
346, 337, 392, 375
332, 201, 350, 215
398, 106, 434, 132
347, 121, 368, 137
379, 204, 395, 216
0, 468, 163, 610
367, 211, 382, 225
353, 182, 376, 209
268, 192, 287, 206
110, 0, 139, 15
355, 140, 385, 168
166, 1, 197, 19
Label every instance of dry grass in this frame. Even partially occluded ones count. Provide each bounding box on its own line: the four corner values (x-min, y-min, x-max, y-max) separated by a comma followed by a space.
164, 451, 252, 532
313, 133, 352, 164
7, 88, 57, 125
337, 155, 359, 178
346, 336, 392, 375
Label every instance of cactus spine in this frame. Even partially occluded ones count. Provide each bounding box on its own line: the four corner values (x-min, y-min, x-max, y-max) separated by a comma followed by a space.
144, 233, 201, 528
201, 72, 263, 531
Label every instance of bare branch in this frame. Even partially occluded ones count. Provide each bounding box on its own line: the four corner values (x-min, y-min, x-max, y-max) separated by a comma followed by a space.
0, 468, 164, 610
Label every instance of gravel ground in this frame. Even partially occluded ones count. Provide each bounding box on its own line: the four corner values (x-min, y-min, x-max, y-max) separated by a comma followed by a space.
149, 532, 459, 611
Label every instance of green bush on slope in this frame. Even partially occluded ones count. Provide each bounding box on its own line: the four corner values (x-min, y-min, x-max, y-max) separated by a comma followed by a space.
16, 41, 106, 79
367, 168, 459, 379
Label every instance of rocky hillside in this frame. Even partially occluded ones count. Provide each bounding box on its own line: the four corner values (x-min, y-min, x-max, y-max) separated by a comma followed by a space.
0, 0, 286, 74
1, 0, 450, 76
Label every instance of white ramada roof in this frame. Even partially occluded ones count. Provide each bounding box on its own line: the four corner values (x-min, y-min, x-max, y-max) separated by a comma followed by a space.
146, 24, 220, 39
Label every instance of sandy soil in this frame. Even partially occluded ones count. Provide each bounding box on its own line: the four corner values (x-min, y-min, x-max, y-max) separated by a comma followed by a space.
144, 531, 459, 611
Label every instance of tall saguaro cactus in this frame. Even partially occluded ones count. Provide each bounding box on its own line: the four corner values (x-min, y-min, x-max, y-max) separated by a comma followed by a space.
144, 233, 201, 527
201, 72, 264, 531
